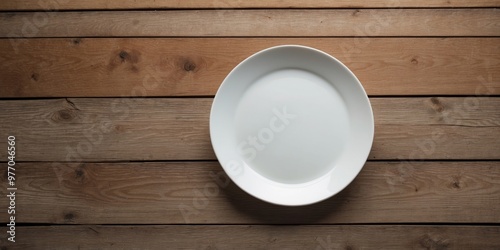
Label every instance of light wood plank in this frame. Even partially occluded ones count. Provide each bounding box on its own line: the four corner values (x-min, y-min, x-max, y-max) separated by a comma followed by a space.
1, 0, 500, 10
0, 38, 498, 97
1, 9, 499, 38
1, 226, 499, 249
0, 162, 498, 224
0, 98, 498, 161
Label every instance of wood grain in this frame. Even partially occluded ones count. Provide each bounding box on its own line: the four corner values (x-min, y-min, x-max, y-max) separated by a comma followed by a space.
1, 225, 499, 249
0, 38, 498, 97
1, 9, 499, 38
0, 98, 499, 162
0, 161, 498, 224
1, 0, 500, 10
0, 2, 497, 248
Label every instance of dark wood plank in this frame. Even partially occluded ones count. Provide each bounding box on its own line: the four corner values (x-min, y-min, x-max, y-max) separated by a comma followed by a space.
0, 161, 498, 224
1, 9, 499, 38
1, 225, 499, 249
1, 0, 500, 10
0, 38, 498, 97
0, 98, 498, 161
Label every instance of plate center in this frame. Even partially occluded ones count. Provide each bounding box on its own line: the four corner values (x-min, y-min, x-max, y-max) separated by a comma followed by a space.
234, 69, 350, 184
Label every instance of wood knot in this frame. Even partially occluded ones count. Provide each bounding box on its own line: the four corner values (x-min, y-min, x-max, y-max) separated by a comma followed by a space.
114, 124, 126, 133
108, 49, 141, 72
72, 38, 81, 45
64, 212, 76, 222
59, 110, 73, 120
430, 97, 440, 105
411, 58, 418, 65
31, 72, 39, 81
119, 51, 129, 61
430, 97, 444, 113
183, 61, 196, 72
449, 176, 462, 189
75, 168, 85, 179
52, 109, 76, 122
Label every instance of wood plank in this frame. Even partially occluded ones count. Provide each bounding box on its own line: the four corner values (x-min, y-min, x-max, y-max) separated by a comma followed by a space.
0, 161, 498, 224
2, 0, 500, 10
1, 226, 499, 249
0, 38, 498, 97
0, 98, 498, 161
1, 9, 499, 38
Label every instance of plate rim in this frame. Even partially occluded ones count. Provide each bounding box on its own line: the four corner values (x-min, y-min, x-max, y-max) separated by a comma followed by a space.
210, 44, 374, 206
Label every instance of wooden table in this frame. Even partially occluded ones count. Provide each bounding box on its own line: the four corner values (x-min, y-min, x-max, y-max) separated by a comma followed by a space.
1, 1, 499, 249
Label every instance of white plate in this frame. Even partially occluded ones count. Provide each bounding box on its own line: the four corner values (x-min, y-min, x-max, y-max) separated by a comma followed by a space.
210, 45, 374, 206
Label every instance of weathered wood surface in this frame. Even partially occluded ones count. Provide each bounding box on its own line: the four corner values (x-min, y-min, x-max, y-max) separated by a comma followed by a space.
1, 9, 499, 38
1, 0, 500, 10
0, 3, 498, 249
0, 98, 498, 162
0, 161, 498, 224
1, 225, 499, 249
1, 38, 498, 97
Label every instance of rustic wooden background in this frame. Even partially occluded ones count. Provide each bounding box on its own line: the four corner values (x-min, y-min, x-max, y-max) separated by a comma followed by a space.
0, 1, 499, 249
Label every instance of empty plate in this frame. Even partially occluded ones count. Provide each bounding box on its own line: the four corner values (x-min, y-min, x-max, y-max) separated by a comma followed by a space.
210, 45, 374, 206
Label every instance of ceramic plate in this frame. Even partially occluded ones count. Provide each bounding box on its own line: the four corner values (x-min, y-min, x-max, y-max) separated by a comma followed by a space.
210, 45, 374, 206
